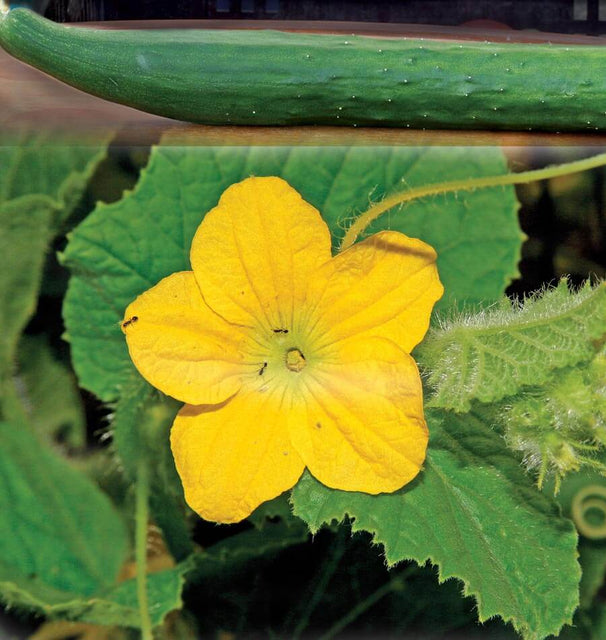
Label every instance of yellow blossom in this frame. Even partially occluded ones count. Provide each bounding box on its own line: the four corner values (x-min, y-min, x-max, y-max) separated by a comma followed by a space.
122, 177, 443, 524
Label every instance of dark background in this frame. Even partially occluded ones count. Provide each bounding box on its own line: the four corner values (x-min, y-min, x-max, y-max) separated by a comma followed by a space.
32, 0, 606, 35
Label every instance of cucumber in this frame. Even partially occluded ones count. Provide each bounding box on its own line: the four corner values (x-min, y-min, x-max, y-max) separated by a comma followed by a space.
2, 7, 606, 131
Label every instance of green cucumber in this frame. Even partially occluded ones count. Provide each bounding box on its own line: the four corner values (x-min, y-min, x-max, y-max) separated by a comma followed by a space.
2, 7, 606, 131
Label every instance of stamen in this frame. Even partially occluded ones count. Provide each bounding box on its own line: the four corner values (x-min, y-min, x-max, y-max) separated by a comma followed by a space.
285, 348, 306, 372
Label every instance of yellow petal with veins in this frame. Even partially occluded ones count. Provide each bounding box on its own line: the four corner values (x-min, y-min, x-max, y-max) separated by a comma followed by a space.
288, 336, 427, 493
190, 176, 332, 332
171, 389, 305, 523
122, 271, 249, 405
123, 177, 443, 523
310, 230, 443, 353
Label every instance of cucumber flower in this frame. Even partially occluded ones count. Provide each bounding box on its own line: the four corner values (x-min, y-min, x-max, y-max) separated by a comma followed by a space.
122, 177, 443, 523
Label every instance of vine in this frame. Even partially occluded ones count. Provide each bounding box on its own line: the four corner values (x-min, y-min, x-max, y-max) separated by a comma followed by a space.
135, 457, 153, 640
340, 152, 606, 251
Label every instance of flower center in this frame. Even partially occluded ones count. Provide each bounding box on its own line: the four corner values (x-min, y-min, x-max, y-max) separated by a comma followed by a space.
285, 348, 306, 372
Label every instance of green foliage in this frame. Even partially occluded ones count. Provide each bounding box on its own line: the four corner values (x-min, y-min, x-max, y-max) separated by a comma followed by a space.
0, 130, 108, 212
61, 141, 522, 401
291, 408, 580, 640
0, 195, 57, 385
0, 416, 189, 629
191, 520, 309, 584
12, 335, 86, 448
503, 348, 606, 489
112, 374, 193, 561
2, 564, 191, 629
9, 138, 602, 638
553, 471, 606, 609
419, 280, 606, 412
74, 562, 192, 628
187, 521, 310, 634
0, 421, 128, 611
0, 131, 109, 390
247, 493, 300, 529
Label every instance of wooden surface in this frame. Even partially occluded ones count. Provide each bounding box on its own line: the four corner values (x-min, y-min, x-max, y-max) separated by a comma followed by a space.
2, 19, 606, 146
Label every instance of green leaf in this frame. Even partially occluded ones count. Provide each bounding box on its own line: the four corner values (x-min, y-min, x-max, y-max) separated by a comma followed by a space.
0, 563, 190, 629
0, 195, 57, 384
12, 335, 86, 448
291, 408, 580, 640
74, 562, 192, 628
0, 422, 129, 611
290, 145, 523, 311
0, 131, 110, 388
62, 142, 521, 401
418, 280, 606, 413
0, 129, 111, 225
247, 493, 300, 529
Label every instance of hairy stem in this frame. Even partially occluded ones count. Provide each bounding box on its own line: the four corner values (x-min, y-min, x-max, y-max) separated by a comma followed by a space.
136, 456, 153, 640
339, 151, 606, 252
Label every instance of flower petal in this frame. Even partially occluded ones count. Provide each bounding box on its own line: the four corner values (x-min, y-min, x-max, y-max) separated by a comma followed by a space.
122, 271, 249, 405
171, 390, 305, 523
289, 336, 428, 493
190, 176, 332, 331
311, 231, 443, 353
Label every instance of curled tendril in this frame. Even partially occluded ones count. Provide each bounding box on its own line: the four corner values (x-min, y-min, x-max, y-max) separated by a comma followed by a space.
571, 485, 606, 539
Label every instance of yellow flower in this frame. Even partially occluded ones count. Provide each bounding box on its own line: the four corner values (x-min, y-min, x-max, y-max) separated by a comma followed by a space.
122, 177, 443, 524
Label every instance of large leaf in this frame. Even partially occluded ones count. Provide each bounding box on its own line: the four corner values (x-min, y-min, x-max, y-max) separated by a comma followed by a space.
0, 130, 110, 387
418, 280, 606, 412
291, 408, 580, 640
0, 422, 128, 611
62, 142, 521, 401
0, 194, 57, 383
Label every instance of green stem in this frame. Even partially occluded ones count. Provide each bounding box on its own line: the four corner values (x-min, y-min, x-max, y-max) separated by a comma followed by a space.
136, 456, 153, 640
339, 151, 606, 252
318, 567, 414, 640
290, 526, 349, 639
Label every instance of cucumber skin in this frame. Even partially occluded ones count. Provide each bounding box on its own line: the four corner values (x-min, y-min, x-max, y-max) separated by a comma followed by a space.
2, 8, 606, 131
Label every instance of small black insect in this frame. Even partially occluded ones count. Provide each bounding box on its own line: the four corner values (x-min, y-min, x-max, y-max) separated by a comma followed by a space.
259, 362, 268, 375
122, 315, 139, 329
273, 328, 289, 334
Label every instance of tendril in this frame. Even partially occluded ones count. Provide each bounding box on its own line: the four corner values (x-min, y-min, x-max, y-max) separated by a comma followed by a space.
339, 152, 606, 252
571, 485, 606, 540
